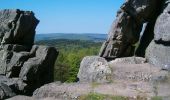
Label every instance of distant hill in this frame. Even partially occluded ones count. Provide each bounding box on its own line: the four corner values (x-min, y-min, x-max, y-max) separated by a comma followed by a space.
35, 33, 107, 42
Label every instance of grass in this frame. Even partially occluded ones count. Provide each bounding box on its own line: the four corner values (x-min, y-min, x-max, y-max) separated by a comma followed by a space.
79, 93, 128, 100
79, 93, 163, 100
151, 96, 162, 100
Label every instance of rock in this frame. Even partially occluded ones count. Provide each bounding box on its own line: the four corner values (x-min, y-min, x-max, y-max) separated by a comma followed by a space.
0, 9, 58, 97
154, 2, 170, 42
0, 83, 16, 99
146, 40, 170, 68
19, 46, 59, 94
99, 0, 163, 59
77, 56, 112, 83
33, 78, 170, 100
0, 9, 39, 46
3, 44, 31, 52
0, 50, 30, 77
108, 62, 169, 82
162, 64, 170, 71
33, 82, 89, 100
7, 95, 36, 100
0, 75, 27, 94
110, 57, 146, 64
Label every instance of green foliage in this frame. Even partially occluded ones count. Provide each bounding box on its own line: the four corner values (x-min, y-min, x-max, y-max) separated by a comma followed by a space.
36, 39, 102, 82
79, 93, 128, 100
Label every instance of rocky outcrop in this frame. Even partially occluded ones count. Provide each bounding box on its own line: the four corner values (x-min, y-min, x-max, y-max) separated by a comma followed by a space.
0, 9, 58, 98
146, 1, 170, 68
99, 0, 170, 69
0, 9, 38, 46
99, 0, 163, 59
31, 59, 170, 100
77, 56, 112, 83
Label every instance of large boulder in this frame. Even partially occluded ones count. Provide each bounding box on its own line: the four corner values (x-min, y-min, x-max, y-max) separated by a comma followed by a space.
99, 0, 163, 59
146, 1, 170, 67
77, 56, 112, 83
19, 46, 58, 94
146, 41, 170, 68
0, 9, 39, 46
0, 9, 59, 98
154, 1, 170, 42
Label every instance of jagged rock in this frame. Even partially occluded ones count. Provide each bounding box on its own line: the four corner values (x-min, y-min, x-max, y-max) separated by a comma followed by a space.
0, 50, 30, 77
146, 40, 170, 68
77, 56, 112, 83
99, 0, 163, 59
0, 9, 58, 98
19, 46, 58, 94
0, 75, 27, 94
0, 83, 16, 99
3, 44, 30, 52
110, 57, 146, 64
0, 9, 39, 46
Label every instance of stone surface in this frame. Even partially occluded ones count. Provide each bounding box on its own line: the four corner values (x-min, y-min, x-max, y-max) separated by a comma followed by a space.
19, 46, 58, 94
146, 40, 170, 68
0, 83, 16, 100
0, 9, 58, 98
110, 57, 146, 64
0, 9, 39, 46
99, 0, 163, 59
7, 95, 36, 100
32, 62, 170, 100
154, 2, 170, 42
77, 56, 112, 83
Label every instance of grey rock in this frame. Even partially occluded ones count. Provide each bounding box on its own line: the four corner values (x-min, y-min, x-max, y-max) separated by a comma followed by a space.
99, 0, 163, 59
146, 40, 170, 68
0, 9, 58, 97
162, 64, 170, 71
0, 9, 39, 46
77, 56, 112, 83
0, 83, 16, 99
154, 2, 170, 42
19, 46, 58, 94
109, 57, 146, 64
0, 75, 27, 94
7, 95, 36, 100
3, 44, 31, 52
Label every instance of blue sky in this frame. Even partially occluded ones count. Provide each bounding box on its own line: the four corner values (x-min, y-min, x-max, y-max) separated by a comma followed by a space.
0, 0, 124, 34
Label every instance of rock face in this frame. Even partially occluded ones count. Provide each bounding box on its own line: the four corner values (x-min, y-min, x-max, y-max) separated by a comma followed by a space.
77, 56, 112, 83
99, 0, 170, 68
0, 9, 58, 98
32, 61, 170, 100
146, 1, 170, 67
0, 9, 38, 46
99, 0, 163, 59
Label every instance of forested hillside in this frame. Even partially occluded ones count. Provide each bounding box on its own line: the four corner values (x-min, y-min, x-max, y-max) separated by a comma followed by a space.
36, 39, 102, 82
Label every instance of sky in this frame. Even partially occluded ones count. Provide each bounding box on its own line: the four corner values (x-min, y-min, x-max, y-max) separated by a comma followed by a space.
0, 0, 124, 34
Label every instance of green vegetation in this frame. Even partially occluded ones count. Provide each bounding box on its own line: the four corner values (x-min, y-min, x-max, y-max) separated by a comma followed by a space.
151, 96, 162, 100
36, 39, 102, 82
79, 93, 128, 100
